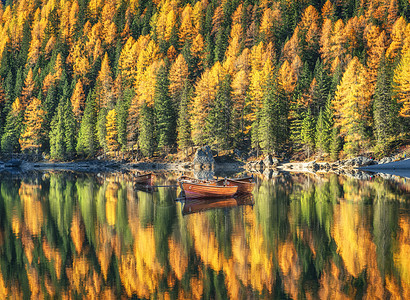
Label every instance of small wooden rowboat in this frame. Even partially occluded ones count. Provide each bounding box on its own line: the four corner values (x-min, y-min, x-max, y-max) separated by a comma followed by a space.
217, 176, 255, 194
134, 173, 154, 186
181, 181, 238, 198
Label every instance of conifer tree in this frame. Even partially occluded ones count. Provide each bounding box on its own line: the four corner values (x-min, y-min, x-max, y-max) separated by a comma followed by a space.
50, 102, 65, 160
177, 81, 193, 156
63, 96, 76, 158
116, 88, 132, 151
19, 97, 45, 153
259, 70, 288, 154
1, 98, 23, 153
300, 107, 315, 158
138, 102, 155, 157
206, 74, 232, 151
76, 92, 97, 157
96, 108, 108, 153
106, 109, 119, 153
374, 56, 394, 155
154, 64, 175, 154
330, 127, 342, 161
315, 98, 333, 154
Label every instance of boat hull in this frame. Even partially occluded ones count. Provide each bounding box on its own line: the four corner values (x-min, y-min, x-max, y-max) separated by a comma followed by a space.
181, 182, 238, 198
216, 177, 255, 194
134, 173, 154, 186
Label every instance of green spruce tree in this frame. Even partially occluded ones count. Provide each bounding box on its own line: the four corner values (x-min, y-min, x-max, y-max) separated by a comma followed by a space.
373, 56, 394, 156
49, 102, 65, 160
300, 107, 316, 159
176, 81, 193, 156
154, 65, 175, 154
138, 102, 155, 157
76, 91, 97, 157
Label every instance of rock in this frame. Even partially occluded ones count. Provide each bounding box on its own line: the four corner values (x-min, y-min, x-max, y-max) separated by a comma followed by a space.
193, 145, 215, 167
341, 156, 374, 168
263, 155, 273, 168
378, 157, 394, 164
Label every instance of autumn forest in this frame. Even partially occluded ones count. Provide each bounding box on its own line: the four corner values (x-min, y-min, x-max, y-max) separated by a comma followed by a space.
0, 0, 409, 160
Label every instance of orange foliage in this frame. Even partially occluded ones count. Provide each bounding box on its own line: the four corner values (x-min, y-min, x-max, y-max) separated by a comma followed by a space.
71, 210, 84, 254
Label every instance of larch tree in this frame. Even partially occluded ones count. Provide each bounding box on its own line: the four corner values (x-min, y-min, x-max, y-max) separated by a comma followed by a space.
106, 108, 119, 153
20, 68, 35, 109
71, 79, 86, 123
169, 54, 189, 107
393, 48, 410, 117
333, 57, 372, 155
19, 97, 45, 153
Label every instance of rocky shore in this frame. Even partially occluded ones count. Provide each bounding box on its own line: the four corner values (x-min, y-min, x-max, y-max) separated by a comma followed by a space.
0, 146, 408, 178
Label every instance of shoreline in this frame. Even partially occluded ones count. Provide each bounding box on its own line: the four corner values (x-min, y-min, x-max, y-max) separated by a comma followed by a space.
0, 158, 409, 178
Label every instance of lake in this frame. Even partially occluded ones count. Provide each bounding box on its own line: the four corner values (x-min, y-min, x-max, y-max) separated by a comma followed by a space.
0, 171, 409, 299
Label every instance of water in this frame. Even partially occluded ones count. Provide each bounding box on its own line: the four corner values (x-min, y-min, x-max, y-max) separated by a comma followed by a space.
0, 171, 409, 299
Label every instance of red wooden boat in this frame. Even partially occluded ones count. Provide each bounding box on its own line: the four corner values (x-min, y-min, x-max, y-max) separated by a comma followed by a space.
181, 181, 238, 198
217, 176, 255, 194
133, 173, 154, 186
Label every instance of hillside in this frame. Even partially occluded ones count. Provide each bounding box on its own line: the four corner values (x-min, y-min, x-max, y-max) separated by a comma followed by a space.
0, 0, 409, 161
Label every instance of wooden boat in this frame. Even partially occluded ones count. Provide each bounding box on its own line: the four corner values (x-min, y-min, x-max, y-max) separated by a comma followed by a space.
217, 176, 255, 194
133, 173, 154, 186
181, 181, 238, 198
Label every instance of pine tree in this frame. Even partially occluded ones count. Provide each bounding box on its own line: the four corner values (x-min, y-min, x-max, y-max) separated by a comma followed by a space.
1, 98, 23, 153
138, 102, 155, 157
50, 102, 65, 160
96, 108, 108, 153
330, 127, 342, 161
259, 70, 288, 154
76, 92, 97, 157
63, 96, 76, 158
374, 56, 394, 156
116, 88, 132, 151
177, 81, 192, 156
206, 74, 232, 152
315, 98, 333, 154
300, 107, 315, 159
154, 65, 175, 154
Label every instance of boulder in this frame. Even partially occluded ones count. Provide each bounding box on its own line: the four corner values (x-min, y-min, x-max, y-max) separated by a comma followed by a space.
263, 155, 273, 168
193, 145, 215, 167
378, 157, 394, 164
341, 156, 374, 168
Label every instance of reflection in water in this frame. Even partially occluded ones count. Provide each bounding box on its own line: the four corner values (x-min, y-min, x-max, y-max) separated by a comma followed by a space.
0, 172, 409, 298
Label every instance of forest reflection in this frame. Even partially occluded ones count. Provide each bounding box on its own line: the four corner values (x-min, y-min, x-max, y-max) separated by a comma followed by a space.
0, 172, 409, 299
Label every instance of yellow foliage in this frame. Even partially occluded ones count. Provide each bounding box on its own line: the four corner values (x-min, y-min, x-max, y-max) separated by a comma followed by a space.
19, 182, 43, 236
106, 109, 119, 152
71, 79, 86, 121
168, 238, 188, 280
71, 210, 84, 254
393, 48, 410, 117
